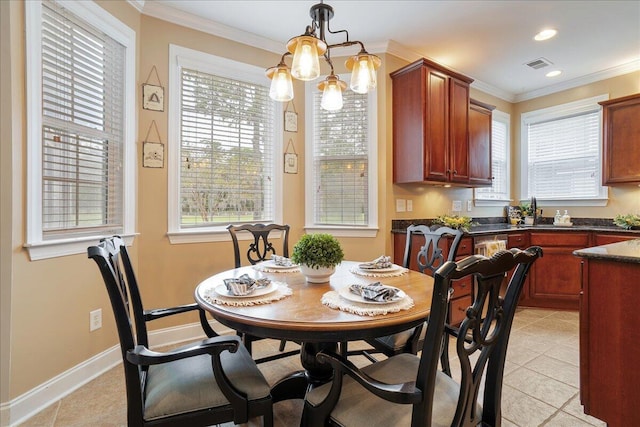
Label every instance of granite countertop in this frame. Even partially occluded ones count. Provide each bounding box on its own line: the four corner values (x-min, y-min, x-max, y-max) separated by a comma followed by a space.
391, 219, 640, 237
573, 239, 640, 264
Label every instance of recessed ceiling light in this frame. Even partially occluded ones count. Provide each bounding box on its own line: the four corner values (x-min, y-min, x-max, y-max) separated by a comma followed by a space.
546, 70, 562, 77
534, 29, 557, 41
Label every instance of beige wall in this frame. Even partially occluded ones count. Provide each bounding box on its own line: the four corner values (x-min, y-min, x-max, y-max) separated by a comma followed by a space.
1, 0, 639, 411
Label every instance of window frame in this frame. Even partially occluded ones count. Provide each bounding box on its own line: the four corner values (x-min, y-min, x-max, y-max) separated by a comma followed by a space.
304, 75, 378, 237
520, 94, 609, 206
25, 0, 136, 260
474, 109, 511, 206
167, 44, 283, 244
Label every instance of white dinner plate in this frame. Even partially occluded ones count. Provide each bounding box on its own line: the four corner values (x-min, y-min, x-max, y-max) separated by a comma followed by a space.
357, 263, 402, 273
260, 260, 299, 270
214, 282, 278, 298
338, 286, 407, 305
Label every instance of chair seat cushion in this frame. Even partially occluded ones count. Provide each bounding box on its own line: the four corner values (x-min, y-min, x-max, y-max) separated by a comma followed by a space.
306, 353, 480, 427
144, 342, 271, 421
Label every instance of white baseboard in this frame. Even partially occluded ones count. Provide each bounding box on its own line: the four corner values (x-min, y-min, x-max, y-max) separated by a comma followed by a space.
1, 320, 231, 426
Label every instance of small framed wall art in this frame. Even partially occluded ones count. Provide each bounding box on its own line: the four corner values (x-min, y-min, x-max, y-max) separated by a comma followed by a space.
142, 120, 164, 168
284, 139, 298, 174
142, 84, 164, 111
142, 66, 164, 111
284, 101, 298, 132
143, 142, 164, 168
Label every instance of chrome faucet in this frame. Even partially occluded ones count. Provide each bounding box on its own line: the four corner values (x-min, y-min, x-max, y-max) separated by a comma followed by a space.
531, 197, 538, 225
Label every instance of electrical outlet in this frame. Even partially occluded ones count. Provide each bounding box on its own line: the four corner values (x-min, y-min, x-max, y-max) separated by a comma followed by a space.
396, 199, 406, 212
406, 199, 413, 212
467, 200, 473, 211
452, 200, 462, 212
90, 309, 102, 332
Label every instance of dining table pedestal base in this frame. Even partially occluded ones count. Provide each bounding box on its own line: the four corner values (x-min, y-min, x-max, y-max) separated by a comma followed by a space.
270, 342, 336, 402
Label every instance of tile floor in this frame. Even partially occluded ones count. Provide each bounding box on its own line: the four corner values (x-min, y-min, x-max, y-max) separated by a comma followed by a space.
18, 308, 606, 427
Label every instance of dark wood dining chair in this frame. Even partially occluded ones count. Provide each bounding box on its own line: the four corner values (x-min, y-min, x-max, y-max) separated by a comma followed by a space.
301, 246, 542, 427
227, 223, 290, 268
364, 225, 463, 357
88, 236, 273, 427
226, 223, 299, 362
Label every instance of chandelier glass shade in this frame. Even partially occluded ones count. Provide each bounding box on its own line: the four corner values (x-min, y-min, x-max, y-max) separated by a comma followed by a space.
266, 1, 381, 110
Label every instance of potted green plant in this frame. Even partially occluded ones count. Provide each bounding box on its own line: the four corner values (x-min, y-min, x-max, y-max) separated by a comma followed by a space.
519, 202, 534, 225
291, 233, 344, 283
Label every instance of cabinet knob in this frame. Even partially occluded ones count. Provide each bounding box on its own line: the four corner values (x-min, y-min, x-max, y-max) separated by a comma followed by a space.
453, 170, 458, 175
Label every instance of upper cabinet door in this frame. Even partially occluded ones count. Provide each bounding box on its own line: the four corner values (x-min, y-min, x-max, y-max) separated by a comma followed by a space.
468, 99, 495, 186
391, 58, 477, 186
600, 93, 640, 185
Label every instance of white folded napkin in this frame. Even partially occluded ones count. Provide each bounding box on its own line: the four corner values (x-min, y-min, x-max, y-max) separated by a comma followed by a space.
271, 255, 294, 267
358, 255, 393, 270
223, 274, 270, 296
349, 282, 401, 302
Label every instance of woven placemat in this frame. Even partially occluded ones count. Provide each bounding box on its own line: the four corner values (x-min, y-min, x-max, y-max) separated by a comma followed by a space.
349, 265, 408, 278
321, 290, 414, 316
203, 282, 292, 306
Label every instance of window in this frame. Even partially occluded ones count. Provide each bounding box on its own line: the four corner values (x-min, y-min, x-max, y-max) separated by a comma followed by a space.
521, 95, 608, 205
475, 110, 510, 204
168, 45, 282, 243
25, 0, 136, 260
305, 77, 378, 237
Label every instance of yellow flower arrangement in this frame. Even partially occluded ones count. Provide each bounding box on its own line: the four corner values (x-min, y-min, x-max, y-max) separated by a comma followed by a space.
613, 214, 640, 230
433, 215, 474, 231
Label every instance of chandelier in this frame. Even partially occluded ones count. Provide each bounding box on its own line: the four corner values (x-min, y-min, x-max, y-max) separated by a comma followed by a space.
266, 1, 381, 111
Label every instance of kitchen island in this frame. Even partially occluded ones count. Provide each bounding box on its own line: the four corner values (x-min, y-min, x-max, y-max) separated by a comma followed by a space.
573, 239, 640, 427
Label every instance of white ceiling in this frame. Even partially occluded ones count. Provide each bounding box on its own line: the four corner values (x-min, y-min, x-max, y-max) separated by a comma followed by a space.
138, 0, 640, 102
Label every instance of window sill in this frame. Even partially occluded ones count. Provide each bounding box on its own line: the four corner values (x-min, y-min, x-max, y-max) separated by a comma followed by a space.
303, 226, 379, 238
474, 198, 513, 207
167, 227, 286, 244
24, 234, 136, 261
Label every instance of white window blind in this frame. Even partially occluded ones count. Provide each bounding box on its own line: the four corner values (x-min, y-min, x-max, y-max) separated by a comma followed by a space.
311, 90, 369, 226
526, 108, 602, 200
179, 68, 275, 227
476, 111, 510, 201
40, 0, 125, 239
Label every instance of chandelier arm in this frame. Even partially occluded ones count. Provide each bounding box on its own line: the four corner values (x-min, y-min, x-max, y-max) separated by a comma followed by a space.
326, 40, 362, 51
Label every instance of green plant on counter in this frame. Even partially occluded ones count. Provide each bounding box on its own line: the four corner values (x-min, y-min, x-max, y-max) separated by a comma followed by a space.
291, 233, 344, 269
434, 215, 474, 231
613, 214, 640, 230
519, 202, 533, 217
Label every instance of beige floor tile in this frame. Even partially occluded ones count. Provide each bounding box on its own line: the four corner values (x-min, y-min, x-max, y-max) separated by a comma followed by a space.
524, 355, 580, 388
543, 411, 596, 426
504, 367, 577, 409
543, 342, 579, 367
562, 395, 606, 426
501, 385, 558, 427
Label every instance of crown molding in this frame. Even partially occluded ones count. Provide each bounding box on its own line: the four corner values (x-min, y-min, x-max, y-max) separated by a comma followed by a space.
513, 59, 640, 102
385, 40, 516, 102
140, 1, 282, 54
126, 0, 144, 13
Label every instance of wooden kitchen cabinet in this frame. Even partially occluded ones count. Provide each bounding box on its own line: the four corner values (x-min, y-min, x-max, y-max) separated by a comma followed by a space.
593, 232, 638, 246
600, 93, 640, 184
522, 232, 589, 309
468, 99, 495, 186
391, 58, 474, 185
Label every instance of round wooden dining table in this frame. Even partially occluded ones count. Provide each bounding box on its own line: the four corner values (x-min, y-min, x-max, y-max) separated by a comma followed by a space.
195, 261, 434, 401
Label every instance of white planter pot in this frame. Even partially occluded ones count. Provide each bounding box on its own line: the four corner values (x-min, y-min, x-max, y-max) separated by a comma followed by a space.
299, 264, 336, 283
524, 216, 534, 225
